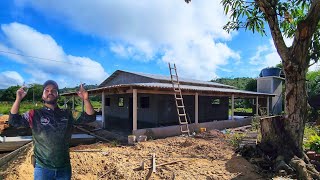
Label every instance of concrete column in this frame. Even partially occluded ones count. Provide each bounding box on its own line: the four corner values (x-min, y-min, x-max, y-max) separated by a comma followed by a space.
267, 97, 270, 116
64, 98, 67, 109
133, 89, 138, 131
231, 94, 234, 120
102, 91, 105, 128
72, 95, 75, 110
195, 93, 199, 124
256, 96, 259, 116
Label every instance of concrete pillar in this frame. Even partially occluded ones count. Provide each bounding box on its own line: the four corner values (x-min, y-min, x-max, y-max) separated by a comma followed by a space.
256, 96, 259, 116
102, 91, 105, 128
64, 98, 67, 109
257, 76, 284, 114
267, 97, 270, 116
231, 94, 234, 120
195, 93, 199, 124
133, 89, 138, 131
72, 95, 75, 110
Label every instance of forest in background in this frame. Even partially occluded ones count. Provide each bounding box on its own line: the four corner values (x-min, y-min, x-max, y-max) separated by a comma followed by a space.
0, 69, 319, 115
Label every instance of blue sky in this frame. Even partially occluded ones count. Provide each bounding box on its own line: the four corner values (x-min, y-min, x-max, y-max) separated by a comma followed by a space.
0, 0, 316, 89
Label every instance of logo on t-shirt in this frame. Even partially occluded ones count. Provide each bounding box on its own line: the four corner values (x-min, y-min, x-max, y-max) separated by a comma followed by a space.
40, 117, 50, 125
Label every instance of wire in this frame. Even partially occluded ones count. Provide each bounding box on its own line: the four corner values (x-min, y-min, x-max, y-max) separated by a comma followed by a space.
0, 50, 99, 68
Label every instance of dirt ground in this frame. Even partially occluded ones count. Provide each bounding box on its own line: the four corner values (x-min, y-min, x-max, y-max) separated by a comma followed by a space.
0, 130, 264, 180
0, 115, 9, 133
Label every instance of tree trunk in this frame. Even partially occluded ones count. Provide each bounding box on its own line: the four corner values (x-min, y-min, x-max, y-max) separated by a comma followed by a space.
260, 116, 295, 159
283, 58, 308, 157
260, 51, 308, 158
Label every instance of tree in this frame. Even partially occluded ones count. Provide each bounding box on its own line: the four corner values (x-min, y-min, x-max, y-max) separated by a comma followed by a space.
185, 0, 320, 178
221, 0, 320, 178
0, 86, 20, 101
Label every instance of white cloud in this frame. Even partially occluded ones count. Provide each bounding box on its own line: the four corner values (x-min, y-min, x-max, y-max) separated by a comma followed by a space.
249, 38, 294, 70
15, 0, 238, 80
0, 71, 24, 88
0, 22, 108, 87
248, 37, 320, 75
0, 43, 25, 63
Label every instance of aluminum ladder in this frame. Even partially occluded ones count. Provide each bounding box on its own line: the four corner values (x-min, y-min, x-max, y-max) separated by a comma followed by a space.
168, 63, 190, 136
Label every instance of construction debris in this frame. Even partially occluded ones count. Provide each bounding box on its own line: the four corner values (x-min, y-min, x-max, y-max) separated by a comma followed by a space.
1, 134, 264, 179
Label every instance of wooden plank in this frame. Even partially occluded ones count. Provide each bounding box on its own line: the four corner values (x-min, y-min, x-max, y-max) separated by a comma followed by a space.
144, 159, 189, 169
0, 142, 32, 168
74, 125, 111, 142
152, 153, 156, 173
0, 141, 31, 152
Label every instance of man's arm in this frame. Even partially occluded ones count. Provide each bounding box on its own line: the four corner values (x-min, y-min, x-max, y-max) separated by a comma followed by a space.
83, 99, 95, 115
11, 86, 27, 114
75, 84, 96, 124
9, 86, 32, 128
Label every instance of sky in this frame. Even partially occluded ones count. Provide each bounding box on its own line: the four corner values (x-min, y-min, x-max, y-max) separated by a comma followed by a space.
0, 0, 318, 89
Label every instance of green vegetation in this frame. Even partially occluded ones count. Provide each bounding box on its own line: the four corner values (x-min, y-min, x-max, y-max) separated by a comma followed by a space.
304, 125, 320, 153
212, 77, 257, 91
0, 101, 43, 114
307, 70, 320, 97
0, 84, 101, 115
0, 100, 101, 115
225, 130, 245, 148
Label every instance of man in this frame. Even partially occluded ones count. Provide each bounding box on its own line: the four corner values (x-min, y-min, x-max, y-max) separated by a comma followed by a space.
9, 80, 96, 180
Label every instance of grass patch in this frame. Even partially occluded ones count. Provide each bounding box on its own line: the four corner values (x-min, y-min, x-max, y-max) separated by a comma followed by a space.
0, 100, 101, 115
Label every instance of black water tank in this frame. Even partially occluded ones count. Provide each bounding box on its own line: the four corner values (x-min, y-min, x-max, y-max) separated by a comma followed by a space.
259, 67, 281, 77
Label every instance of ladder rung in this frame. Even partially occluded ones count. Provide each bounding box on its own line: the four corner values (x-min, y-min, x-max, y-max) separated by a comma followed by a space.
177, 106, 184, 108
180, 122, 188, 125
174, 90, 180, 92
176, 98, 183, 100
178, 114, 186, 116
181, 130, 190, 133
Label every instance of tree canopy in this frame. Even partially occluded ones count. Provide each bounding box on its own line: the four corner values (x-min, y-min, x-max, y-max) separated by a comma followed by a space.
212, 77, 257, 91
222, 0, 320, 68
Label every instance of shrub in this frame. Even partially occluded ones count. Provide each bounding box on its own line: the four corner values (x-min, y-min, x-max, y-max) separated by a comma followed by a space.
304, 125, 320, 153
304, 134, 320, 153
225, 131, 245, 148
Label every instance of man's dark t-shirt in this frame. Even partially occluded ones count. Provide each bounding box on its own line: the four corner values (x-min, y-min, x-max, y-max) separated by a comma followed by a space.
9, 106, 95, 169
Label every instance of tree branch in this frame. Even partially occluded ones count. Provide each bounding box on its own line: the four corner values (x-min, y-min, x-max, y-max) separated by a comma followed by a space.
291, 0, 320, 68
255, 0, 289, 62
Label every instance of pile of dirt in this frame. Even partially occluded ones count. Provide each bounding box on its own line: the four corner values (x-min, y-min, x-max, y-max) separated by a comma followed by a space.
0, 115, 9, 133
1, 132, 264, 179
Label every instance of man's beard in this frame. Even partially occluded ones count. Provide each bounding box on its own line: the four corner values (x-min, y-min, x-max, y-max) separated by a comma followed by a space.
43, 95, 58, 105
44, 99, 57, 105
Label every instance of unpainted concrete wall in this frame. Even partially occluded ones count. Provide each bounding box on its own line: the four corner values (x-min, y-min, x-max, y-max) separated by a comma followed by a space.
257, 77, 283, 115
104, 94, 230, 130
199, 96, 229, 122
133, 117, 253, 139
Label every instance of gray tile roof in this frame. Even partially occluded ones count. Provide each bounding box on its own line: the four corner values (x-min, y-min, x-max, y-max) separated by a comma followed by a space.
61, 82, 274, 97
117, 83, 273, 96
100, 70, 236, 89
